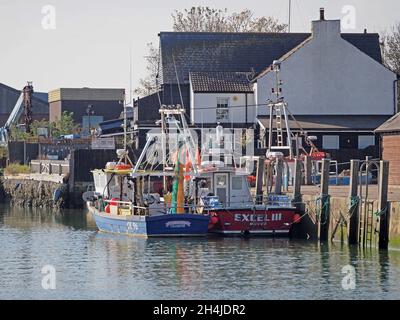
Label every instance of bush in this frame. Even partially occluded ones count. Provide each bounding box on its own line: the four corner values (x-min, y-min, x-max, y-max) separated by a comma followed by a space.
4, 163, 30, 176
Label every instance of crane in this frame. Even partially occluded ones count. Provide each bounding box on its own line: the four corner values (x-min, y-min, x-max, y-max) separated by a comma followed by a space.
0, 82, 34, 146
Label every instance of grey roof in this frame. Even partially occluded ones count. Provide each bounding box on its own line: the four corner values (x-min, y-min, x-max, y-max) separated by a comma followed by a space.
375, 113, 400, 133
159, 32, 382, 84
0, 83, 49, 114
190, 72, 253, 93
257, 115, 391, 131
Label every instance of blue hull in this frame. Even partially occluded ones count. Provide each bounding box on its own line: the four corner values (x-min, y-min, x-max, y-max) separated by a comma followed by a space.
92, 210, 210, 237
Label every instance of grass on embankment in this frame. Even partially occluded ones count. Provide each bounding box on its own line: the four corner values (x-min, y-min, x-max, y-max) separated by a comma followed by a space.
4, 163, 30, 176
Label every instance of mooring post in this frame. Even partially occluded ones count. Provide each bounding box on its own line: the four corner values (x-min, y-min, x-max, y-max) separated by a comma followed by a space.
255, 156, 265, 204
293, 158, 302, 208
319, 158, 331, 241
275, 158, 283, 195
304, 155, 312, 185
378, 160, 390, 249
348, 159, 360, 244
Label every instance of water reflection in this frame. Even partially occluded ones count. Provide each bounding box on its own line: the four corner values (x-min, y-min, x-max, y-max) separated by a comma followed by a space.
0, 204, 399, 299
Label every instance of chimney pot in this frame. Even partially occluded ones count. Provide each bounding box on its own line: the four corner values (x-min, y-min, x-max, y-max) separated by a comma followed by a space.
320, 8, 325, 20
364, 28, 367, 34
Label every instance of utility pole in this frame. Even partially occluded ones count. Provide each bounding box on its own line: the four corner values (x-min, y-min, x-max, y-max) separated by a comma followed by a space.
288, 0, 292, 32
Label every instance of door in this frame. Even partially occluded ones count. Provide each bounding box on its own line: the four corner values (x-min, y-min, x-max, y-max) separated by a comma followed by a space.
214, 173, 229, 205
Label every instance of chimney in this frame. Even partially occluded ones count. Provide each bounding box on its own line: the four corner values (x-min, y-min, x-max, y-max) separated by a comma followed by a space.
320, 8, 325, 20
312, 8, 341, 39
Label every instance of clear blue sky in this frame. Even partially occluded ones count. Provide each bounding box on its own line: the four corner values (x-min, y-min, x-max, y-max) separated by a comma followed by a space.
1, 0, 399, 99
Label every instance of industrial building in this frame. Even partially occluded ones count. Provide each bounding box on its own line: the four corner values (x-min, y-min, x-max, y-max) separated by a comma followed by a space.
48, 87, 125, 133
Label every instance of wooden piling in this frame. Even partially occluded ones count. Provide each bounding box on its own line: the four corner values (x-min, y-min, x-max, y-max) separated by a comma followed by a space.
319, 158, 331, 242
348, 159, 360, 244
304, 155, 312, 185
255, 156, 265, 204
378, 160, 390, 249
293, 158, 302, 208
275, 159, 283, 195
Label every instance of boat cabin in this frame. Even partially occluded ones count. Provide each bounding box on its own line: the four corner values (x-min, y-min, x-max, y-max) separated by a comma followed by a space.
195, 165, 253, 208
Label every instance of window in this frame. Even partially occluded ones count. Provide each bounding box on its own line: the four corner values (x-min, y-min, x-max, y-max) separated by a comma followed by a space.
358, 135, 375, 149
216, 97, 229, 121
322, 135, 339, 149
232, 177, 243, 190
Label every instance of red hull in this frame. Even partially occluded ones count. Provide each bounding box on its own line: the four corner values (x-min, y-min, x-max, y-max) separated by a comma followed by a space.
208, 208, 297, 236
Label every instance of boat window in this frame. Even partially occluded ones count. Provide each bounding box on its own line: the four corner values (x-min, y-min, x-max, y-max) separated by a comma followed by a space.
216, 175, 227, 187
232, 176, 242, 190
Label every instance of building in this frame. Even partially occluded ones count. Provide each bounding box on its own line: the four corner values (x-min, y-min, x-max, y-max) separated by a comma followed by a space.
135, 9, 397, 158
48, 88, 125, 131
0, 83, 49, 127
255, 10, 397, 157
189, 72, 255, 126
375, 113, 400, 185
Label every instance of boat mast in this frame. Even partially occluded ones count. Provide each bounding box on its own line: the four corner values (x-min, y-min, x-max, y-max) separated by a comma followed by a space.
267, 60, 293, 159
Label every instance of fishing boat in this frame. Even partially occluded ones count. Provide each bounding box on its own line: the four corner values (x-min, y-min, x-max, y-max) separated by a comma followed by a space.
194, 161, 298, 236
85, 100, 210, 238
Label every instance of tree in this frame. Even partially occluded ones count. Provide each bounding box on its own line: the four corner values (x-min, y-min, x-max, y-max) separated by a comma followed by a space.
135, 7, 287, 97
134, 43, 160, 97
172, 7, 287, 33
51, 111, 79, 138
382, 22, 400, 111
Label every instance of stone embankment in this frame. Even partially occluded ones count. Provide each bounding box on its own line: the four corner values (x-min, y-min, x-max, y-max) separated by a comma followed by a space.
0, 176, 68, 208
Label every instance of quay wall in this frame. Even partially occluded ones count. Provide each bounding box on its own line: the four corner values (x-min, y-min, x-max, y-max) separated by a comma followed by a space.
0, 178, 68, 208
293, 195, 400, 249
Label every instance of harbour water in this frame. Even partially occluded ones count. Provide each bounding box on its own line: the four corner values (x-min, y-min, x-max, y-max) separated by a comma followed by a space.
0, 204, 399, 300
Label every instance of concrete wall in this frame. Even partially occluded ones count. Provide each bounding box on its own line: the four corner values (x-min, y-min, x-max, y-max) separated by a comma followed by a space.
256, 20, 397, 116
191, 92, 255, 124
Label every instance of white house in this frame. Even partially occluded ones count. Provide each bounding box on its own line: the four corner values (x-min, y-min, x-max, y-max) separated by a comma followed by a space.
254, 10, 397, 154
189, 72, 255, 126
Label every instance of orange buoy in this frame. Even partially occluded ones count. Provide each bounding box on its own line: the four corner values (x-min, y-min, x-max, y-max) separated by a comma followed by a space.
115, 164, 132, 170
105, 204, 111, 213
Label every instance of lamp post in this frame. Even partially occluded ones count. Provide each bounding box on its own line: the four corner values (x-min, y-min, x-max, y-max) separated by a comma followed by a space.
87, 104, 94, 135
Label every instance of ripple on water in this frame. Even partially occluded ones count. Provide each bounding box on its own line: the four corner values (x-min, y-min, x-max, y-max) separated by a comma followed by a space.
0, 205, 400, 299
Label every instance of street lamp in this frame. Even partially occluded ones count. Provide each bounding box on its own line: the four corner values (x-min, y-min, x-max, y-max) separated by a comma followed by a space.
87, 104, 94, 135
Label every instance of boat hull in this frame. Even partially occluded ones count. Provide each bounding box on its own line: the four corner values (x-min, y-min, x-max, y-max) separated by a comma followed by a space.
208, 207, 297, 236
91, 207, 210, 237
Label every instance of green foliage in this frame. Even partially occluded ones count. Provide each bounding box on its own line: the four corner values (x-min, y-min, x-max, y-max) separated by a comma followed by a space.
9, 111, 80, 141
51, 111, 79, 138
0, 147, 7, 158
4, 163, 30, 176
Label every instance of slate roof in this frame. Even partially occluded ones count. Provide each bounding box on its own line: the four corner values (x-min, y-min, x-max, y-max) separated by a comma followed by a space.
159, 32, 382, 84
257, 115, 391, 131
375, 113, 400, 133
190, 72, 254, 93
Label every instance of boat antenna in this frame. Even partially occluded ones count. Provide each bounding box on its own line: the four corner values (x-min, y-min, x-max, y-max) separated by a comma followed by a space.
172, 54, 185, 111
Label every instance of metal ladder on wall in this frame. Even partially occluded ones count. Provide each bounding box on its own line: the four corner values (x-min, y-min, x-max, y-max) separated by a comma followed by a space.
359, 200, 374, 247
275, 104, 284, 146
